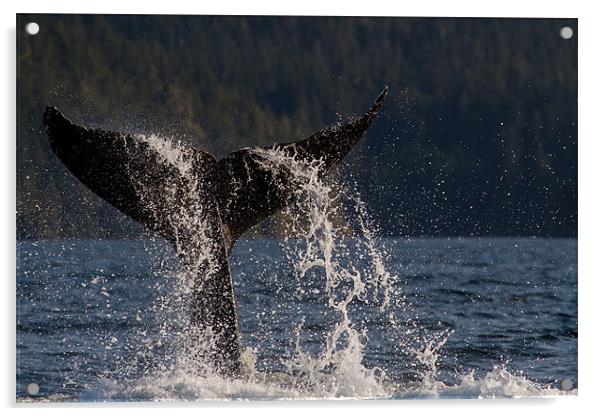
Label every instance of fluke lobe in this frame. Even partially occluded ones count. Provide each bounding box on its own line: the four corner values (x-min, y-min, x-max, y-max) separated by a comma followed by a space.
44, 87, 388, 377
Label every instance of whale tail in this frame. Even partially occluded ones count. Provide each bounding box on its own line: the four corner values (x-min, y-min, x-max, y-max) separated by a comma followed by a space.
216, 87, 388, 252
45, 87, 388, 252
43, 87, 388, 375
44, 105, 219, 246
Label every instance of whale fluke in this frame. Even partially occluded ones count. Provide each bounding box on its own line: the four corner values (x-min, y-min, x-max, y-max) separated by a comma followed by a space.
44, 87, 388, 376
217, 87, 389, 252
45, 106, 242, 375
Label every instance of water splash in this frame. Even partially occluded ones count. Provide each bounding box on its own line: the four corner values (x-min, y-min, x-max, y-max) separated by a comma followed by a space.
249, 146, 400, 397
405, 330, 452, 394
119, 133, 231, 376
77, 136, 572, 401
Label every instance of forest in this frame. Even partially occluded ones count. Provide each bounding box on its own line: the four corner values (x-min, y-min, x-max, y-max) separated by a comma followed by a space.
16, 15, 577, 239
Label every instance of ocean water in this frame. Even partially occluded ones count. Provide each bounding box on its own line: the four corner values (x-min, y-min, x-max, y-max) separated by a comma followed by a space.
16, 237, 577, 401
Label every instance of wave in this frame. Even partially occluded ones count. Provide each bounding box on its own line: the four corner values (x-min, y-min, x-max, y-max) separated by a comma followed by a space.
55, 365, 571, 401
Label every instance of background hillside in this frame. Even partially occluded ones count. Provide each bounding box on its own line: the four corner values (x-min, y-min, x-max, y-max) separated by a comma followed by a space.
16, 15, 577, 239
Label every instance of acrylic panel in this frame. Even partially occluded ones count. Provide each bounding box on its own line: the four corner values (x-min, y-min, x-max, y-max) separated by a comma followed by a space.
16, 14, 577, 401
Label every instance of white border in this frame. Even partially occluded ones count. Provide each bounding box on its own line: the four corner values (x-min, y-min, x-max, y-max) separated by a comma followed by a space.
2, 1, 600, 415
2, 0, 582, 17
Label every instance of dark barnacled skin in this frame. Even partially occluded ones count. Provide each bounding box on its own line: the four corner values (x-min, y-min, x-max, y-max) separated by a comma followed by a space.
43, 87, 387, 377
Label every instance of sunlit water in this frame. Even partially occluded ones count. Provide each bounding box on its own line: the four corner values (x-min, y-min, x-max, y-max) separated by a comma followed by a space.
16, 237, 576, 401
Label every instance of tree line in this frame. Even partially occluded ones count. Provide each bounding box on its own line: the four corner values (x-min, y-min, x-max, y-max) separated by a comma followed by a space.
16, 15, 577, 239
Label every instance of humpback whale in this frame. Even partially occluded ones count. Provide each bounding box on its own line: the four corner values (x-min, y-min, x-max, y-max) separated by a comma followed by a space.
44, 87, 388, 376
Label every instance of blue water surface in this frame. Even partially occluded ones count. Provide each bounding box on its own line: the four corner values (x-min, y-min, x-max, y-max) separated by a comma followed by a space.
16, 238, 577, 400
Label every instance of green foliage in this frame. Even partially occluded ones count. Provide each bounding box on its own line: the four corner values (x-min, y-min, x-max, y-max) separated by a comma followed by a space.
16, 15, 577, 239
